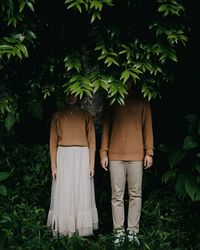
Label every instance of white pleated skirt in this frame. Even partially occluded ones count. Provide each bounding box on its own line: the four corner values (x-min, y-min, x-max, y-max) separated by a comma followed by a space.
47, 146, 98, 237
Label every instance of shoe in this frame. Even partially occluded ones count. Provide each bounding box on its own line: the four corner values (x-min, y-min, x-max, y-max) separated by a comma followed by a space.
113, 231, 125, 247
127, 231, 140, 246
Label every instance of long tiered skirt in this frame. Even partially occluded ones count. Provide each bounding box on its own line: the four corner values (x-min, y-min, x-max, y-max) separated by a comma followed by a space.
47, 146, 98, 237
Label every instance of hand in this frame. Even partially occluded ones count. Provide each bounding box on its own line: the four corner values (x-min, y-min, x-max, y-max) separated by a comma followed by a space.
101, 156, 109, 171
90, 168, 95, 177
144, 155, 153, 169
52, 170, 57, 180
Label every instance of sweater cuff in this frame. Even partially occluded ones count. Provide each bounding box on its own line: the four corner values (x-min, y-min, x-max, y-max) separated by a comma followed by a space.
145, 149, 154, 157
100, 149, 108, 160
89, 148, 96, 169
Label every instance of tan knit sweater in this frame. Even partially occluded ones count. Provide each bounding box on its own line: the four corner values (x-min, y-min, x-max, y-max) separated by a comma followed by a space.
49, 106, 96, 171
100, 93, 154, 161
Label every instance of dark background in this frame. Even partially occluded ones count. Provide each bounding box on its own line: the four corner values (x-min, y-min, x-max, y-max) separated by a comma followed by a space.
152, 0, 199, 146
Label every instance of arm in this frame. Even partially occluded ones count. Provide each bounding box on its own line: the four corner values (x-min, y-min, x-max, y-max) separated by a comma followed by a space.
86, 113, 96, 177
100, 107, 110, 170
142, 100, 154, 168
49, 114, 59, 178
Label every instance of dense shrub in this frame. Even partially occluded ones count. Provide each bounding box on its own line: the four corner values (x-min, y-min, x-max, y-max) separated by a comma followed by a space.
0, 143, 199, 249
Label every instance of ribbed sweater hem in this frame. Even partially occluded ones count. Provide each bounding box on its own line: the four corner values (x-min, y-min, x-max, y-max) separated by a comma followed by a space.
58, 144, 95, 150
108, 152, 144, 161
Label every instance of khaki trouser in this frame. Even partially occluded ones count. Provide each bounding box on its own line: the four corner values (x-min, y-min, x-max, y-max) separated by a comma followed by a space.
109, 160, 143, 233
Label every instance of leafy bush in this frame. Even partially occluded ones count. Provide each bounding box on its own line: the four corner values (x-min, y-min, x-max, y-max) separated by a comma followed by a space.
159, 114, 200, 201
140, 189, 200, 250
0, 171, 10, 196
1, 186, 199, 250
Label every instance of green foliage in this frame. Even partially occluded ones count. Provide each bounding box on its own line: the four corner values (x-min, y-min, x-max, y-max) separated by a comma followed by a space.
0, 0, 36, 59
159, 114, 200, 201
0, 0, 189, 120
64, 0, 113, 23
157, 0, 185, 16
0, 92, 20, 131
0, 39, 28, 60
0, 143, 50, 204
63, 74, 94, 99
140, 189, 200, 249
0, 0, 35, 25
0, 171, 10, 196
0, 141, 199, 249
0, 0, 37, 129
0, 2, 197, 249
1, 179, 199, 250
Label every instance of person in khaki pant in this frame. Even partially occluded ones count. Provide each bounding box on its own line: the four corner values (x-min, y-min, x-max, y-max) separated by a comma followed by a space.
100, 86, 154, 246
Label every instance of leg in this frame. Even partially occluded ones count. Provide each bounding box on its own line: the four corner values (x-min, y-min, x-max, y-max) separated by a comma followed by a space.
126, 161, 143, 233
110, 160, 126, 232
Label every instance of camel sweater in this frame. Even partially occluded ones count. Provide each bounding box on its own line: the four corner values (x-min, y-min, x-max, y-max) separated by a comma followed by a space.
50, 106, 95, 171
100, 93, 154, 161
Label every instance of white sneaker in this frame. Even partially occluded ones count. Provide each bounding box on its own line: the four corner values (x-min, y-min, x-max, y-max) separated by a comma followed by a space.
127, 231, 140, 246
113, 231, 125, 247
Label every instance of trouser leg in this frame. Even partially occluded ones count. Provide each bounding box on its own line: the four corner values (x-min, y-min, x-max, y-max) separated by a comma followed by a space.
110, 160, 126, 232
126, 161, 143, 233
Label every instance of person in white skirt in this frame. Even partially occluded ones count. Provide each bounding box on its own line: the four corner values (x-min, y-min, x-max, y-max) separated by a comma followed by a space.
47, 93, 98, 237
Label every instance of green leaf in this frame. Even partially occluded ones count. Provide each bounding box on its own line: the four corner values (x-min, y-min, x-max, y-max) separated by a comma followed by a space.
120, 70, 130, 83
16, 44, 28, 57
98, 54, 106, 60
3, 37, 18, 43
19, 1, 26, 12
183, 136, 198, 150
76, 3, 82, 13
15, 49, 23, 59
130, 72, 140, 80
7, 53, 11, 59
168, 50, 177, 62
0, 185, 7, 196
0, 45, 14, 50
169, 149, 187, 168
175, 174, 187, 199
99, 80, 108, 91
161, 168, 178, 183
69, 75, 81, 83
66, 2, 76, 9
65, 0, 73, 3
5, 112, 16, 131
0, 172, 10, 182
91, 13, 96, 23
14, 33, 25, 42
185, 175, 200, 201
27, 2, 35, 12
27, 30, 36, 39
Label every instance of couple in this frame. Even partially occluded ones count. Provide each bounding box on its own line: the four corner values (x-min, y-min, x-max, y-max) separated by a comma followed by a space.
47, 87, 154, 246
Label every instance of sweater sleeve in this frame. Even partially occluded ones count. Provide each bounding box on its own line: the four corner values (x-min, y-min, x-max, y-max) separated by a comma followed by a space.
49, 114, 59, 171
86, 112, 96, 169
142, 100, 154, 156
100, 107, 111, 160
